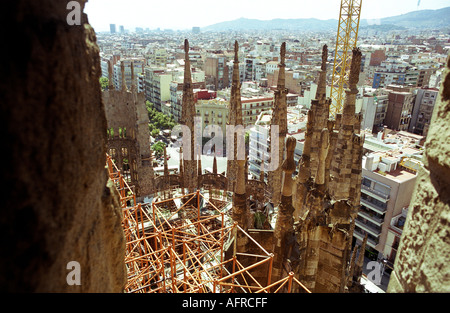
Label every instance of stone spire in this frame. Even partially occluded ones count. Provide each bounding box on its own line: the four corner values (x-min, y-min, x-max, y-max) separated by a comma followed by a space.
329, 47, 362, 201
316, 44, 328, 100
272, 136, 296, 282
293, 46, 329, 215
315, 128, 330, 187
232, 143, 249, 255
107, 60, 114, 90
268, 42, 288, 206
231, 52, 249, 253
120, 61, 127, 92
293, 109, 313, 219
281, 137, 296, 197
226, 40, 243, 191
308, 45, 331, 180
353, 233, 368, 283
181, 39, 197, 193
291, 46, 365, 293
347, 244, 358, 286
130, 61, 136, 93
212, 152, 217, 175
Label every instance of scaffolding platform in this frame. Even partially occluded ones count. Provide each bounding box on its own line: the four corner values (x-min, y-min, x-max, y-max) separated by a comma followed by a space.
107, 154, 310, 293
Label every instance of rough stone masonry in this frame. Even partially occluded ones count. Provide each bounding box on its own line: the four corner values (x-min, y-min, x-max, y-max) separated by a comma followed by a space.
0, 0, 126, 292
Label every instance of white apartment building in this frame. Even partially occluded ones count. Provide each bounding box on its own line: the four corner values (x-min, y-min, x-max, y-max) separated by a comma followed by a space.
354, 133, 423, 261
266, 61, 278, 75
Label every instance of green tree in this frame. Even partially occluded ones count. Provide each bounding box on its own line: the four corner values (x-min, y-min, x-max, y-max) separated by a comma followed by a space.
146, 100, 176, 136
99, 77, 109, 91
152, 141, 165, 157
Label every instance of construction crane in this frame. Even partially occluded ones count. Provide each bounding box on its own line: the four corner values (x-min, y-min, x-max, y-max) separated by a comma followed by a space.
329, 0, 363, 119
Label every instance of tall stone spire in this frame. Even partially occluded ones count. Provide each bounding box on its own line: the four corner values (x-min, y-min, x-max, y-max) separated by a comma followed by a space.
309, 45, 331, 180
130, 61, 136, 93
232, 142, 249, 255
315, 128, 330, 187
226, 40, 243, 192
352, 233, 368, 290
291, 46, 365, 293
329, 48, 362, 200
272, 136, 296, 282
181, 39, 197, 193
107, 60, 114, 90
120, 61, 127, 92
268, 42, 288, 206
212, 152, 217, 175
293, 109, 313, 219
230, 42, 248, 255
316, 44, 328, 100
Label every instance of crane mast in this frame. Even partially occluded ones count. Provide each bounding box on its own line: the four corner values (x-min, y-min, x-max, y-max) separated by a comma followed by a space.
329, 0, 362, 119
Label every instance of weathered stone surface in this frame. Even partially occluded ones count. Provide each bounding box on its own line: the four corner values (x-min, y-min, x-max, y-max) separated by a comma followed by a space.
388, 53, 450, 293
293, 47, 363, 293
103, 85, 155, 199
0, 0, 126, 292
227, 41, 243, 192
268, 42, 288, 206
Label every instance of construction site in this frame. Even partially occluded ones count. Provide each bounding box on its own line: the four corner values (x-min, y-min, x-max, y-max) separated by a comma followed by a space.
107, 155, 311, 293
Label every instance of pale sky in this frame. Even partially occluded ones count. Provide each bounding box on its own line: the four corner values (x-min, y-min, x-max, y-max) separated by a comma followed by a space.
84, 0, 450, 32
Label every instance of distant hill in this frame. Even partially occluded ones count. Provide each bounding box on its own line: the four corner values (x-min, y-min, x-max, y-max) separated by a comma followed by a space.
377, 7, 450, 29
202, 7, 450, 32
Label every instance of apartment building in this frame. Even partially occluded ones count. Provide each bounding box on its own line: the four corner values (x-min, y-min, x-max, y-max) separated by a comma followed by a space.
248, 108, 306, 181
384, 87, 415, 131
151, 48, 168, 67
354, 131, 423, 262
244, 57, 265, 82
241, 96, 274, 128
205, 55, 229, 90
265, 61, 278, 75
195, 98, 229, 153
372, 94, 389, 132
143, 66, 172, 111
409, 87, 439, 136
372, 71, 406, 88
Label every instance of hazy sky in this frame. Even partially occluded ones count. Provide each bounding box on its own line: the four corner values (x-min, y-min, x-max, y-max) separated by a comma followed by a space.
84, 0, 450, 32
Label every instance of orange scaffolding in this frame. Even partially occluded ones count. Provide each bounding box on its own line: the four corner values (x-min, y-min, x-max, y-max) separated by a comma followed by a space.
106, 154, 310, 293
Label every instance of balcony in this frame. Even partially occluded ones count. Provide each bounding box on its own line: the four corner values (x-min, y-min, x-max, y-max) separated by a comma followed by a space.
357, 210, 384, 226
361, 184, 390, 202
353, 228, 378, 249
355, 218, 382, 237
360, 198, 387, 215
389, 207, 408, 234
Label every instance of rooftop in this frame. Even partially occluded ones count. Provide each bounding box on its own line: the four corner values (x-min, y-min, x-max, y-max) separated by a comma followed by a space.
378, 167, 418, 183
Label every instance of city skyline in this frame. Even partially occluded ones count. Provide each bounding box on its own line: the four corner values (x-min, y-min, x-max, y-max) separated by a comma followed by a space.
85, 0, 450, 32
